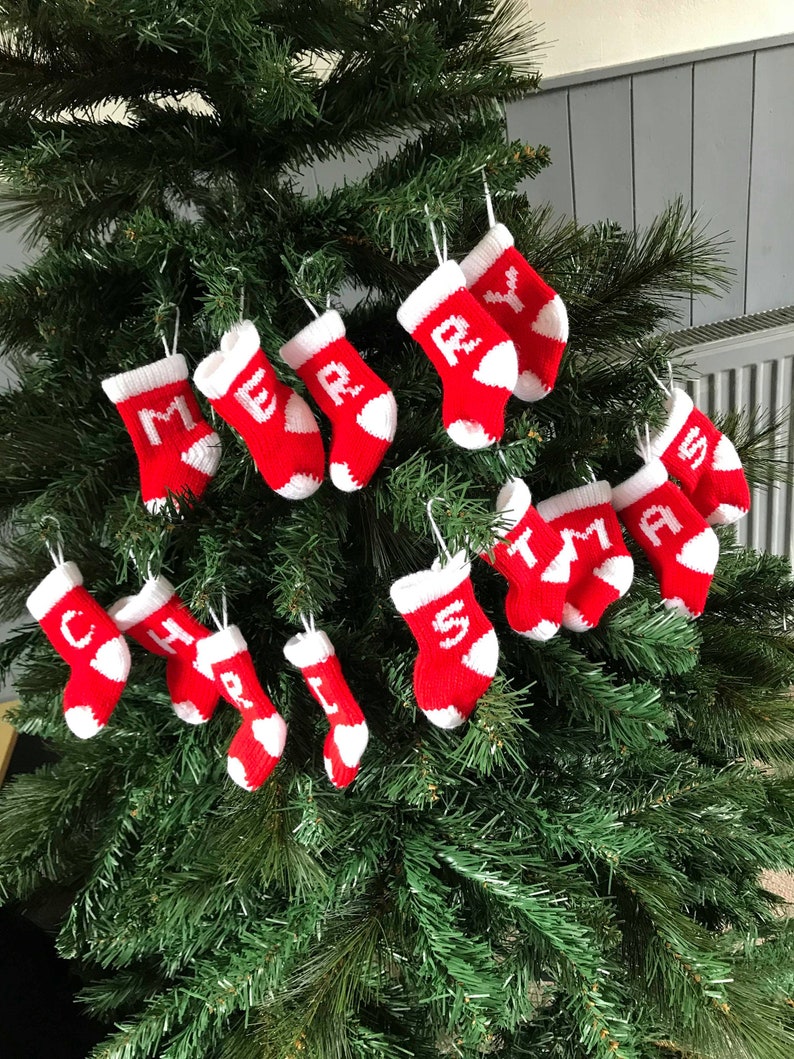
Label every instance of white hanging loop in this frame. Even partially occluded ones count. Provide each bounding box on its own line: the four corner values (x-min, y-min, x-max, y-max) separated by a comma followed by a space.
300, 611, 317, 635
127, 548, 155, 582
481, 168, 496, 230
424, 204, 448, 267
583, 461, 597, 483
41, 517, 65, 567
301, 296, 320, 319
295, 256, 322, 319
648, 366, 672, 396
208, 588, 229, 633
426, 497, 453, 563
161, 306, 181, 358
223, 267, 245, 323
46, 540, 64, 568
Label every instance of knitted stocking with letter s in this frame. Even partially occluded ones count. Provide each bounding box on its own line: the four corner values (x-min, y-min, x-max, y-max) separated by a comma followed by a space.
391, 550, 499, 728
644, 387, 750, 525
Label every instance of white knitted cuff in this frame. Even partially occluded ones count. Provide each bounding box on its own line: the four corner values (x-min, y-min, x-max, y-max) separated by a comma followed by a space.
195, 625, 247, 669
536, 480, 612, 523
645, 388, 694, 461
283, 629, 335, 668
194, 321, 261, 400
102, 354, 188, 403
459, 223, 514, 287
109, 576, 176, 631
391, 550, 470, 615
396, 260, 466, 334
27, 561, 83, 619
280, 310, 345, 370
612, 459, 668, 512
494, 477, 532, 537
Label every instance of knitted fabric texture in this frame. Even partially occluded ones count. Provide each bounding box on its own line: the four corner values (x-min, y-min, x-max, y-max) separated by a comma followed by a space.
644, 387, 750, 525
194, 320, 324, 500
391, 550, 499, 728
536, 481, 634, 632
27, 562, 131, 738
280, 310, 397, 492
480, 477, 568, 640
195, 625, 288, 791
396, 260, 518, 449
110, 575, 219, 724
612, 459, 719, 618
460, 223, 568, 401
284, 627, 369, 788
102, 353, 221, 513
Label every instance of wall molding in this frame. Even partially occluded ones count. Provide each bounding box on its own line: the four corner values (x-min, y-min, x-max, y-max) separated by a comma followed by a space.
541, 32, 794, 91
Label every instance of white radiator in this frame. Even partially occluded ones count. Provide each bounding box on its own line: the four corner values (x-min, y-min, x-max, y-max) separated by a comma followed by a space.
669, 307, 794, 564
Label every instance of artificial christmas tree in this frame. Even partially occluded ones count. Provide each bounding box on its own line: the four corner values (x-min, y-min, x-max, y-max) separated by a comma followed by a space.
1, 3, 793, 1059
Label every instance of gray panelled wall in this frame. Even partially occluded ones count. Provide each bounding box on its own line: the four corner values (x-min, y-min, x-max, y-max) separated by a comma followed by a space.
507, 35, 794, 326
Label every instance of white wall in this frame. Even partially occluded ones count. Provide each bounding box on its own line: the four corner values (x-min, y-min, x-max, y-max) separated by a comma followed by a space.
531, 0, 794, 78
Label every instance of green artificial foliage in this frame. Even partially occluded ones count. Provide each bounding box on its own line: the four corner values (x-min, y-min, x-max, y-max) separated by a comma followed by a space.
0, 3, 793, 1058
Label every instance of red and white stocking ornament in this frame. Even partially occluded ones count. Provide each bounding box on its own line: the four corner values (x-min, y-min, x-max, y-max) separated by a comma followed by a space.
644, 387, 750, 525
283, 625, 369, 788
280, 310, 397, 492
195, 625, 287, 791
27, 562, 131, 738
110, 576, 219, 724
480, 477, 568, 640
397, 260, 518, 449
391, 549, 499, 728
102, 354, 221, 513
460, 224, 568, 401
612, 459, 719, 618
536, 481, 634, 632
194, 321, 324, 500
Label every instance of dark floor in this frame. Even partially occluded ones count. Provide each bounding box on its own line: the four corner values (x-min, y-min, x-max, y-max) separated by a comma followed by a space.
1, 733, 105, 1059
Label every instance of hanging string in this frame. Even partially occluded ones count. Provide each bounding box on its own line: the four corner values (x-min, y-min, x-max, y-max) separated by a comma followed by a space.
302, 296, 320, 319
424, 204, 448, 267
208, 588, 229, 632
161, 306, 181, 358
495, 446, 510, 475
648, 366, 672, 396
41, 517, 64, 567
481, 168, 496, 230
45, 539, 64, 568
127, 547, 156, 582
294, 255, 322, 319
635, 423, 653, 464
300, 611, 317, 635
583, 460, 597, 483
426, 497, 453, 563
